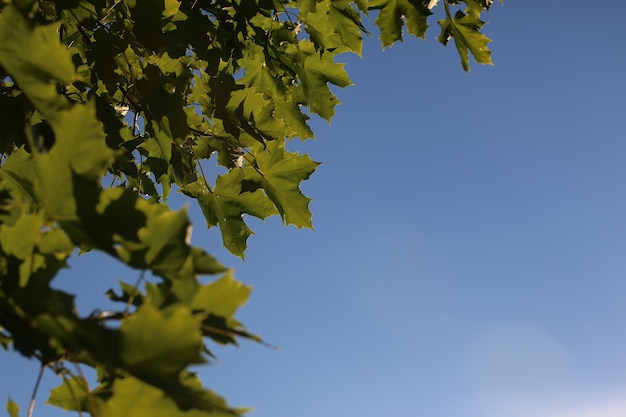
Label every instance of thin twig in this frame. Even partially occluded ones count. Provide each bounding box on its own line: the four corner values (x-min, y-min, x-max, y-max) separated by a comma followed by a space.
26, 364, 45, 417
59, 370, 84, 417
124, 270, 146, 315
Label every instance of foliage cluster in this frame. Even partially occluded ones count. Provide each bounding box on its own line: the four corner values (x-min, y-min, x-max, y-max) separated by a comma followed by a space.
0, 0, 500, 415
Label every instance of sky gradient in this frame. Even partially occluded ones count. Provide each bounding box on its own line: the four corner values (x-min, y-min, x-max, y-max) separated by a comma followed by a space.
2, 1, 626, 416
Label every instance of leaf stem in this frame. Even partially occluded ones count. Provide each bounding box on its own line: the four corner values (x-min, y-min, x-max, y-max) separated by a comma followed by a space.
443, 0, 453, 21
190, 144, 213, 194
124, 270, 145, 316
72, 360, 99, 417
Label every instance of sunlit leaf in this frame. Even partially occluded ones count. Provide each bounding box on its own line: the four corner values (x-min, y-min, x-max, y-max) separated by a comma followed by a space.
0, 5, 77, 114
244, 140, 320, 228
100, 376, 235, 417
368, 0, 431, 46
47, 376, 92, 412
183, 169, 277, 258
192, 271, 251, 318
119, 303, 205, 378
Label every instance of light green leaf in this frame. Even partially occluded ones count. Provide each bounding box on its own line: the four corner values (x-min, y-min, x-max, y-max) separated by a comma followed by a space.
99, 376, 234, 417
47, 376, 91, 412
0, 5, 77, 115
33, 102, 115, 220
227, 88, 287, 140
237, 45, 314, 139
192, 271, 251, 318
137, 207, 190, 268
119, 303, 205, 379
368, 0, 431, 47
298, 41, 352, 121
37, 227, 75, 257
244, 140, 320, 228
301, 0, 365, 55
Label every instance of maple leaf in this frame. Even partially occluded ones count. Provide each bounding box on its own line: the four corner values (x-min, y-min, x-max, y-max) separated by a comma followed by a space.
182, 169, 278, 258
438, 2, 493, 71
368, 0, 432, 47
244, 140, 320, 228
300, 0, 367, 55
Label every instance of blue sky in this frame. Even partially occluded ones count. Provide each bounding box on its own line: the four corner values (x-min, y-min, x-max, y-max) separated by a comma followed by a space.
2, 1, 626, 417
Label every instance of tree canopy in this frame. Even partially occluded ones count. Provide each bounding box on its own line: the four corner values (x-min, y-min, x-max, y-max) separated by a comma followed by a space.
0, 0, 500, 415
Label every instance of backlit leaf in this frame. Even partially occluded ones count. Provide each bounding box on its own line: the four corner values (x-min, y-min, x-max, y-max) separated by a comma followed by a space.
47, 376, 92, 412
244, 140, 320, 228
0, 5, 77, 115
437, 2, 492, 70
182, 169, 277, 258
192, 271, 251, 318
119, 303, 205, 379
100, 376, 235, 417
369, 0, 431, 47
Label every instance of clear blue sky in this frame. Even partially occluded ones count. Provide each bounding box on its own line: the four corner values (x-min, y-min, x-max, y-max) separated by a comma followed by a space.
3, 2, 626, 417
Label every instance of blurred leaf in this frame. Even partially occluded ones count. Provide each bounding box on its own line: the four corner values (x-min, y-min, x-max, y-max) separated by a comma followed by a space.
0, 147, 38, 213
47, 376, 91, 412
0, 5, 77, 114
192, 271, 251, 318
100, 376, 235, 417
0, 211, 42, 259
6, 397, 19, 417
119, 303, 205, 378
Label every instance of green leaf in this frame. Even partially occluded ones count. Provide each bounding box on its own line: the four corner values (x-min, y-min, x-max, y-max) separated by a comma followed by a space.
192, 271, 251, 318
37, 227, 75, 257
6, 397, 19, 417
226, 88, 287, 140
136, 207, 191, 269
437, 3, 492, 71
369, 0, 431, 47
183, 169, 277, 258
32, 102, 115, 220
47, 376, 91, 412
0, 211, 42, 260
236, 45, 314, 139
301, 0, 366, 55
244, 140, 320, 228
190, 248, 227, 275
100, 376, 235, 417
0, 5, 77, 115
298, 41, 352, 121
0, 147, 37, 214
119, 303, 205, 379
